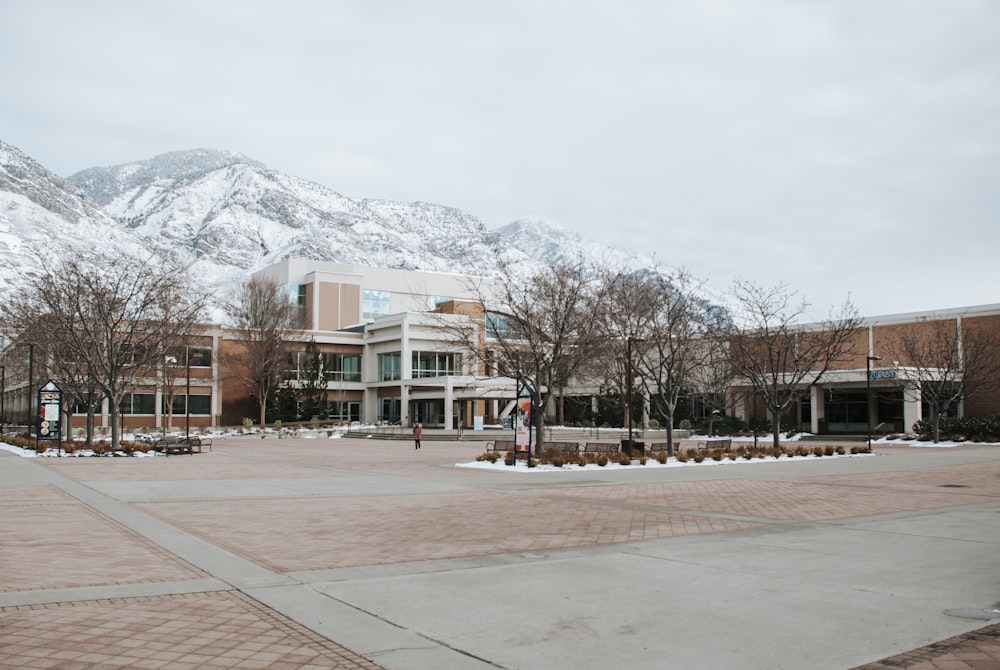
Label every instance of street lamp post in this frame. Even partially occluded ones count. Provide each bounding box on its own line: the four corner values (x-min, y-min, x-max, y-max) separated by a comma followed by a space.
625, 337, 634, 454
0, 365, 5, 437
185, 345, 191, 440
867, 355, 881, 452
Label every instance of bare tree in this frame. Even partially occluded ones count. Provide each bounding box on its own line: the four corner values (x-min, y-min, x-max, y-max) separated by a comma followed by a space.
594, 269, 660, 453
726, 280, 862, 449
0, 255, 208, 451
457, 259, 602, 455
298, 339, 328, 421
889, 318, 1000, 442
223, 276, 298, 428
635, 270, 707, 456
688, 311, 735, 438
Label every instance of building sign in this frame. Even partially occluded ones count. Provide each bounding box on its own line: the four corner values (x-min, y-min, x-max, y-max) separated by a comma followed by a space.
869, 369, 898, 380
37, 380, 62, 442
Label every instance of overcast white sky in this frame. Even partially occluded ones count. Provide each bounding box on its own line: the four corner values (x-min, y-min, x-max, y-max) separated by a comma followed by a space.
2, 1, 998, 320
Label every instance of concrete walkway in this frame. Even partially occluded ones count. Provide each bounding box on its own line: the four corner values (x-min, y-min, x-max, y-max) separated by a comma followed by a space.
2, 437, 999, 669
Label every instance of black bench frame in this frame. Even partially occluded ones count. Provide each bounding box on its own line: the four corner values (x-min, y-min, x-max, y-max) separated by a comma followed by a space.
154, 435, 212, 455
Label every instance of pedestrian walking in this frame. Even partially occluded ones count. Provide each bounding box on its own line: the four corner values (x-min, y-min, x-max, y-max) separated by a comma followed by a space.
413, 422, 422, 449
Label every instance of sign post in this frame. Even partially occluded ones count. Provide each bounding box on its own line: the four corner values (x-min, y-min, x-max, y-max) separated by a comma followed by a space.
515, 382, 534, 467
37, 380, 63, 456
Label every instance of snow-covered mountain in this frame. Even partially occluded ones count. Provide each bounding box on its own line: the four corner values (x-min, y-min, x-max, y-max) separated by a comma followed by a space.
0, 140, 148, 289
64, 148, 518, 283
2, 140, 722, 314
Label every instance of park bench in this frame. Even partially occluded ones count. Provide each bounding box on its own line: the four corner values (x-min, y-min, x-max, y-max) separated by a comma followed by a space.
541, 441, 581, 456
154, 435, 211, 455
486, 439, 516, 452
583, 442, 619, 453
694, 438, 732, 450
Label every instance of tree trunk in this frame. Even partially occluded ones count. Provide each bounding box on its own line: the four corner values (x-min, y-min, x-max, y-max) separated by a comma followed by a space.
258, 390, 268, 430
108, 397, 120, 452
771, 408, 782, 450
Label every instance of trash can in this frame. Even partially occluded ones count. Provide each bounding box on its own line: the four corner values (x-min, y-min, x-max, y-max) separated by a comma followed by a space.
621, 439, 645, 457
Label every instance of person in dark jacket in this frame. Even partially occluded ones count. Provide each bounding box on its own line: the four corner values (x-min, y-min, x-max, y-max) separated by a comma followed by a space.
413, 422, 422, 449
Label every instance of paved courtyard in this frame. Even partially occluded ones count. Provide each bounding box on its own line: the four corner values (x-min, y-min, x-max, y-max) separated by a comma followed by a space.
1, 437, 999, 669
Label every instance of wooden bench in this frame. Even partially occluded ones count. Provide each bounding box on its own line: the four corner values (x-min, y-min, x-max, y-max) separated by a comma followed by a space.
694, 438, 732, 450
487, 439, 515, 452
154, 435, 210, 455
542, 441, 581, 455
583, 442, 620, 453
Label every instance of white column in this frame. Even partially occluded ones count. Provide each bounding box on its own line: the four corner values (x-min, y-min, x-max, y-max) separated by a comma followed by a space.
810, 385, 825, 434
154, 389, 164, 429
444, 377, 454, 429
401, 383, 410, 426
733, 391, 748, 421
903, 386, 922, 433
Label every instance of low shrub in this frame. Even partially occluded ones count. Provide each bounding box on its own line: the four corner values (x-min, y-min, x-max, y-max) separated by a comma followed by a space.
711, 449, 723, 462
550, 456, 564, 468
617, 453, 631, 466
676, 451, 688, 463
812, 447, 825, 457
656, 451, 668, 464
693, 452, 705, 463
504, 452, 516, 466
913, 415, 1000, 442
597, 454, 608, 467
638, 455, 647, 465
824, 445, 835, 456
835, 446, 845, 455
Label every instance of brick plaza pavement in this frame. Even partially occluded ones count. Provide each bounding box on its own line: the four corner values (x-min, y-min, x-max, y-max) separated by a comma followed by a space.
2, 437, 999, 669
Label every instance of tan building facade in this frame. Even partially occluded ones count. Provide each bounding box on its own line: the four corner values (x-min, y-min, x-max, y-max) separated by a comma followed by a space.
7, 258, 996, 437
731, 304, 1000, 434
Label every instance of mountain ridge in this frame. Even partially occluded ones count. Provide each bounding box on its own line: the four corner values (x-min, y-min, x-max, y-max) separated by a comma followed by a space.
2, 141, 716, 314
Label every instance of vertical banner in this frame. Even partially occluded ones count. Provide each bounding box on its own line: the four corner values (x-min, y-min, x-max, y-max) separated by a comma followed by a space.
515, 382, 533, 455
37, 380, 63, 454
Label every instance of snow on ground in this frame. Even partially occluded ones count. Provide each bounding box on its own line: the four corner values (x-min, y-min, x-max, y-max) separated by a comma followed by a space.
0, 430, 991, 462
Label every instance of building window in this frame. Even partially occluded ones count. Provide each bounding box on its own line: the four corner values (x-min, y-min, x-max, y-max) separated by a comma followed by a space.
378, 352, 401, 381
363, 290, 391, 320
122, 393, 155, 414
188, 347, 212, 367
486, 312, 520, 340
296, 284, 307, 307
165, 346, 212, 367
328, 401, 361, 423
162, 394, 212, 416
412, 351, 462, 378
379, 397, 401, 424
323, 353, 362, 383
71, 399, 102, 415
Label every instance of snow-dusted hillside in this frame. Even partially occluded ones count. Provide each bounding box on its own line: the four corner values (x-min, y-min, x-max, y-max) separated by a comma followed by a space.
65, 149, 503, 279
1, 139, 728, 317
0, 140, 148, 289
